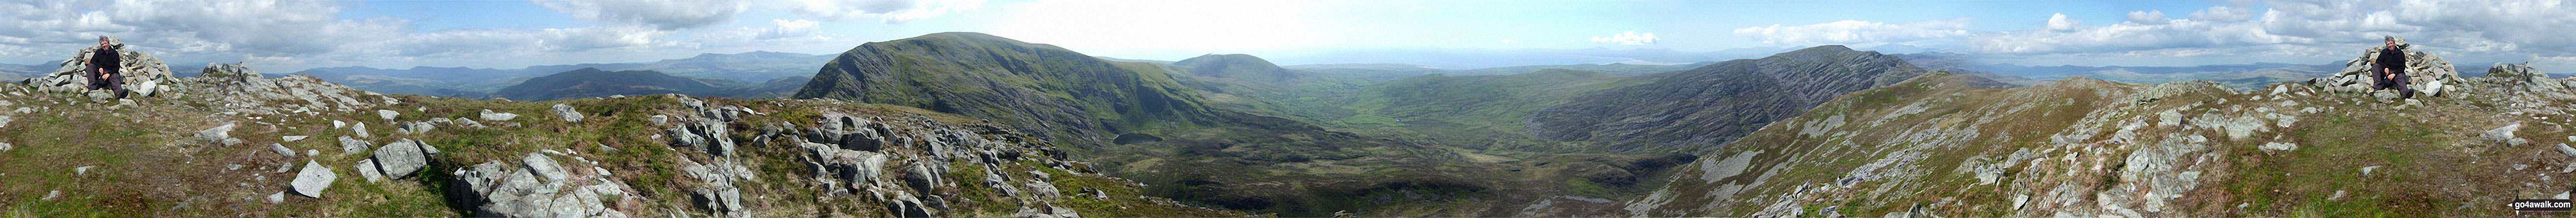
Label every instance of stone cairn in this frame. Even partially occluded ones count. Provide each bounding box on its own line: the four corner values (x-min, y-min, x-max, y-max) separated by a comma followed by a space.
2307, 37, 2461, 97
20, 36, 185, 99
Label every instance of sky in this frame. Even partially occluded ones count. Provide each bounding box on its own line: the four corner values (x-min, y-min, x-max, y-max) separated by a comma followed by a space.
1, 0, 2572, 73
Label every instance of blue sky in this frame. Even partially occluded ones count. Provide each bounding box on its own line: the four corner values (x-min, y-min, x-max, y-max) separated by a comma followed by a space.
3, 0, 2571, 73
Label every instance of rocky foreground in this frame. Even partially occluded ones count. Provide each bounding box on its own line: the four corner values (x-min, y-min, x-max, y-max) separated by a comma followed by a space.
0, 48, 1243, 217
1626, 41, 2576, 217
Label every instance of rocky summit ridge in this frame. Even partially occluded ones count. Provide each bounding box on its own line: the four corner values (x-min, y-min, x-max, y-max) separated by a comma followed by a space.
0, 40, 1239, 218
1625, 42, 2576, 217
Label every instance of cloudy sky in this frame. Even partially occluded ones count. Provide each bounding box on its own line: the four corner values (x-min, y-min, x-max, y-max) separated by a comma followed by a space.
2, 0, 2571, 73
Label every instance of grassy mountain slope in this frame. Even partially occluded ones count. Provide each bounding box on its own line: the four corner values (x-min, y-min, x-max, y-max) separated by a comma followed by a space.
793, 33, 1712, 217
1445, 62, 1717, 76
1529, 45, 1941, 153
1334, 69, 1652, 151
1629, 67, 2576, 217
793, 32, 1226, 145
0, 73, 1236, 217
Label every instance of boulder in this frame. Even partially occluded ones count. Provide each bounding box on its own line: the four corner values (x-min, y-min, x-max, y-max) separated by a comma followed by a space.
282, 135, 307, 142
2558, 143, 2576, 159
905, 164, 941, 194
667, 127, 705, 147
290, 161, 336, 198
2484, 122, 2523, 146
355, 159, 385, 182
269, 143, 295, 158
196, 122, 235, 145
479, 109, 518, 121
352, 122, 371, 138
524, 153, 569, 182
552, 104, 584, 122
377, 109, 399, 121
2259, 142, 2298, 152
374, 139, 429, 178
338, 136, 371, 154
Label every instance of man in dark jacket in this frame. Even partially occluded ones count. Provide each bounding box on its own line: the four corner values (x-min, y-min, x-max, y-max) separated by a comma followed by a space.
2372, 36, 2413, 98
82, 36, 128, 98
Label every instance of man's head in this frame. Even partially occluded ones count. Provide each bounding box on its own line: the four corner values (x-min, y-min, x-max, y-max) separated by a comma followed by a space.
2384, 36, 2397, 47
96, 36, 109, 48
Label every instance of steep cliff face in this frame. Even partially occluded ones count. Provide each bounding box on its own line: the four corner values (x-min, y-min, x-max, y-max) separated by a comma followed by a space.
1627, 57, 2576, 217
1529, 45, 1938, 153
792, 32, 1224, 145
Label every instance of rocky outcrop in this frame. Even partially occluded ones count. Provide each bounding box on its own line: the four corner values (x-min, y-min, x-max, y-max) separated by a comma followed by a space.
449, 152, 637, 218
1629, 55, 2576, 217
196, 65, 394, 116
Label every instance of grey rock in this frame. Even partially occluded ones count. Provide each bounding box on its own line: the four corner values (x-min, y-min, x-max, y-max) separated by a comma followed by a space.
266, 192, 284, 204
2485, 122, 2523, 146
667, 127, 704, 147
2558, 143, 2576, 159
377, 109, 399, 121
338, 136, 371, 154
75, 166, 94, 176
196, 122, 236, 145
222, 137, 243, 146
905, 163, 940, 194
333, 120, 345, 129
282, 135, 307, 142
524, 153, 568, 182
355, 159, 385, 182
374, 139, 428, 178
552, 103, 584, 122
2259, 142, 2298, 152
290, 161, 336, 198
269, 143, 294, 158
479, 109, 518, 121
352, 122, 371, 138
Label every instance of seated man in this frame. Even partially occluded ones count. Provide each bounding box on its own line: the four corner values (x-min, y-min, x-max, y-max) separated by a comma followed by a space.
2372, 36, 2413, 99
81, 36, 128, 98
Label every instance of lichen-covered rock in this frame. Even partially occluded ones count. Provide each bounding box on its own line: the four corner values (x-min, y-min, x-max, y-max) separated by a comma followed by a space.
552, 103, 584, 122
374, 139, 430, 179
290, 161, 336, 198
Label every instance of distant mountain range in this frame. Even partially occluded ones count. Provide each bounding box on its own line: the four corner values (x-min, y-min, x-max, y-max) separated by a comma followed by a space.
489, 68, 804, 101
289, 51, 831, 98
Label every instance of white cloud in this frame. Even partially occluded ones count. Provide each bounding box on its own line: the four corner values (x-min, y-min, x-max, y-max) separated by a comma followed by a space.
785, 0, 985, 24
0, 0, 408, 58
1731, 19, 1969, 47
1589, 31, 1659, 45
2045, 13, 2083, 31
991, 0, 1321, 55
2188, 6, 2255, 22
1499, 39, 1517, 44
2126, 10, 2168, 25
531, 0, 744, 30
